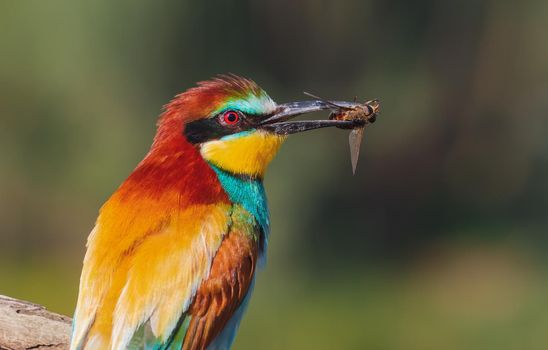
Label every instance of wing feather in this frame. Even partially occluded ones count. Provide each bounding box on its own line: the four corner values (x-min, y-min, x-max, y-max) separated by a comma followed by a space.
181, 214, 259, 350
71, 201, 231, 350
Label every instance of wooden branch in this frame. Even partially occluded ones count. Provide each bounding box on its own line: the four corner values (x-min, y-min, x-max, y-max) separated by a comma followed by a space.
0, 295, 71, 350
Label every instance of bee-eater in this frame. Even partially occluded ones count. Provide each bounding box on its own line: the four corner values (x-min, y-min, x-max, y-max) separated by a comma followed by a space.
70, 75, 362, 350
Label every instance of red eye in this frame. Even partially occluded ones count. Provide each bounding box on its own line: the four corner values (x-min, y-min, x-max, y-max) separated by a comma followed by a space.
222, 111, 240, 125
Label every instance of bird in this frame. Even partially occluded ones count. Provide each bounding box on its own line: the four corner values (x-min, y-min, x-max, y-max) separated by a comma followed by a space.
70, 74, 361, 350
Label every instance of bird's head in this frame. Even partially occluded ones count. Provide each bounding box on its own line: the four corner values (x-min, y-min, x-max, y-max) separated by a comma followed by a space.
154, 75, 360, 179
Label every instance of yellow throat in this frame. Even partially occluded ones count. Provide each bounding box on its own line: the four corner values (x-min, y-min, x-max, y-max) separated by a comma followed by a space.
200, 131, 285, 178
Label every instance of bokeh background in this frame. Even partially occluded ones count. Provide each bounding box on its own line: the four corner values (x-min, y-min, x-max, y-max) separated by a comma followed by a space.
1, 1, 548, 349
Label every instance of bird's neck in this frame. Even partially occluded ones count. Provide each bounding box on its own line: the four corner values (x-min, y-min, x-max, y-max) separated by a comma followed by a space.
208, 164, 270, 235
114, 137, 228, 206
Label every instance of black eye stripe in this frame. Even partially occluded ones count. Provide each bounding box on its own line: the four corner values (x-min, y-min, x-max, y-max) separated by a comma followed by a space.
184, 118, 231, 144
184, 111, 258, 144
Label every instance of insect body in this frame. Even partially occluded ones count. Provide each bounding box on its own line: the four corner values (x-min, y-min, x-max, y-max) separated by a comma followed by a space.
304, 92, 380, 174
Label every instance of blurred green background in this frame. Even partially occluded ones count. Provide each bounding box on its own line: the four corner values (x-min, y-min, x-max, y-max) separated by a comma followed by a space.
1, 1, 548, 349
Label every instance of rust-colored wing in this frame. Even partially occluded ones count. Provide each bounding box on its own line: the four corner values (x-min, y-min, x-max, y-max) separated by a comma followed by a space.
182, 227, 259, 350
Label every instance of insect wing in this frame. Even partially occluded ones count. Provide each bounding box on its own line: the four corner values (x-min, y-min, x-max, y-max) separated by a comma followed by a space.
303, 91, 353, 111
349, 127, 364, 174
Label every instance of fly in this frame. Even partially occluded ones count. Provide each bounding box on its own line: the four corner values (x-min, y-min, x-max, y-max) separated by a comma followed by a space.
304, 92, 380, 174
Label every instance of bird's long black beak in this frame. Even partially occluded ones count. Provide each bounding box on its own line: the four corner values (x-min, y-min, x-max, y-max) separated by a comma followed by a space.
260, 100, 364, 135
